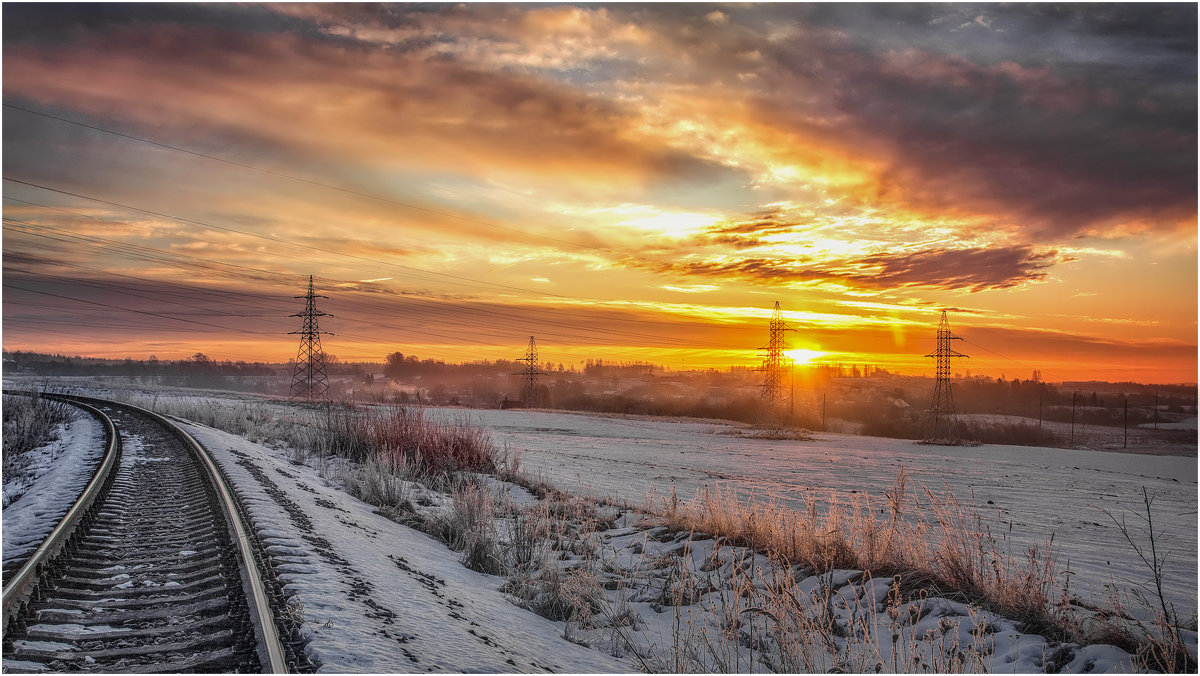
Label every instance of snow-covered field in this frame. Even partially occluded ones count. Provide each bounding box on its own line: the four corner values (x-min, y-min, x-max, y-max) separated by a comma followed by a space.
434, 407, 1198, 617
172, 408, 1182, 673
3, 381, 1195, 672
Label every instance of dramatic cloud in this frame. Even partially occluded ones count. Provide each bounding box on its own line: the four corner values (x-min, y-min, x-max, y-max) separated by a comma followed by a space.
2, 4, 1194, 380
643, 245, 1062, 293
3, 19, 735, 199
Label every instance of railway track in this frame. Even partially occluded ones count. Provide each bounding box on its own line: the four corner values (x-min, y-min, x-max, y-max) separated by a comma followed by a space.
2, 394, 291, 673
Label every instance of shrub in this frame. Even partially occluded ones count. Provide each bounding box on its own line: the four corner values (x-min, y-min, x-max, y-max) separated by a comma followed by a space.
2, 392, 74, 477
314, 405, 497, 475
657, 467, 1067, 639
430, 480, 504, 575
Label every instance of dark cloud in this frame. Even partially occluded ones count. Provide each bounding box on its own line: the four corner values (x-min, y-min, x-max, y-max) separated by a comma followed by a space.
644, 245, 1062, 293
2, 10, 742, 201
617, 3, 1196, 239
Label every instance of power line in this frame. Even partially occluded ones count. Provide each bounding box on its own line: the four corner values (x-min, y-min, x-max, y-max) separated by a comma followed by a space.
4, 177, 578, 298
2, 191, 740, 345
3, 102, 609, 254
3, 181, 751, 360
2, 282, 278, 336
960, 336, 1062, 383
5, 208, 722, 349
2, 266, 289, 319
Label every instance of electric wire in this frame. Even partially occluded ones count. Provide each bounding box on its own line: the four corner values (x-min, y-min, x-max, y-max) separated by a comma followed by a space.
3, 101, 610, 254
4, 192, 732, 347
4, 215, 724, 350
4, 177, 582, 299
2, 282, 279, 336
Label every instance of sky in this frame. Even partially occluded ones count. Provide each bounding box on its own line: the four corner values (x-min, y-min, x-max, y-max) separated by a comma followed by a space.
2, 3, 1196, 383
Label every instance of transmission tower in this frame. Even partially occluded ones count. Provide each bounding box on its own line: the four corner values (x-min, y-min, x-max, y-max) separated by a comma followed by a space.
289, 275, 333, 402
924, 310, 968, 439
515, 336, 545, 407
757, 301, 795, 427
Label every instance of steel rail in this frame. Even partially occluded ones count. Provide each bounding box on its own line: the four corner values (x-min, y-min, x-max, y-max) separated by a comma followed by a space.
1, 394, 120, 630
131, 401, 290, 674
1, 393, 289, 673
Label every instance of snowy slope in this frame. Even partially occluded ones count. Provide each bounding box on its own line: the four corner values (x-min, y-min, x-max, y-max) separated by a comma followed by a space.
181, 421, 632, 673
2, 411, 104, 573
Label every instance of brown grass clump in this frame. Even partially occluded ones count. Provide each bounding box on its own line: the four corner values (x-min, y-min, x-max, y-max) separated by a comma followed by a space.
315, 405, 496, 475
2, 392, 74, 464
657, 467, 1067, 639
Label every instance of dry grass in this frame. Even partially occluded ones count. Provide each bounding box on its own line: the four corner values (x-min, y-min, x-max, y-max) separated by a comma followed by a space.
657, 467, 1070, 641
430, 480, 505, 575
314, 405, 496, 475
651, 467, 1197, 672
2, 392, 75, 496
115, 389, 1187, 671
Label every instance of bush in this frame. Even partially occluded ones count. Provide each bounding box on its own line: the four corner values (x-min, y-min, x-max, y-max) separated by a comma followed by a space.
658, 467, 1067, 637
2, 392, 74, 477
313, 405, 496, 475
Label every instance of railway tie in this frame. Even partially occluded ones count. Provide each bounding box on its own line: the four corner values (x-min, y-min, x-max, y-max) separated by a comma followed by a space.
2, 395, 290, 673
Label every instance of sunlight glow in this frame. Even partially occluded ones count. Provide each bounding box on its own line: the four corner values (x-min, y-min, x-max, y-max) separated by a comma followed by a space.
785, 348, 826, 364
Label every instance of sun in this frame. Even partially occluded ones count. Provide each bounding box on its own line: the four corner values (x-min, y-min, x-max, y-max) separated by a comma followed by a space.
785, 348, 825, 364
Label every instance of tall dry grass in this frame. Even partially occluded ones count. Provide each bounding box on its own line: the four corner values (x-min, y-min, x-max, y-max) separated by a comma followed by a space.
313, 405, 497, 475
657, 467, 1067, 639
2, 392, 74, 462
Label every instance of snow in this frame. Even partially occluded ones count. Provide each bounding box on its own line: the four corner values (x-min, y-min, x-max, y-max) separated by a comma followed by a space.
1142, 417, 1199, 431
180, 421, 633, 673
2, 410, 105, 572
26, 623, 131, 636
541, 515, 1142, 673
441, 407, 1198, 617
4, 384, 1192, 673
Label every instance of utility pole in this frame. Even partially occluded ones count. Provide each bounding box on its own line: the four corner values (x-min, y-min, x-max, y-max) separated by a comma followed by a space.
288, 275, 333, 402
757, 301, 795, 428
515, 336, 545, 407
1124, 398, 1128, 448
789, 360, 795, 417
1070, 392, 1077, 446
1038, 392, 1043, 441
924, 310, 968, 440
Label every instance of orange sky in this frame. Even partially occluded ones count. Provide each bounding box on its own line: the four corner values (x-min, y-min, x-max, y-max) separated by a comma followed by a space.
2, 4, 1196, 383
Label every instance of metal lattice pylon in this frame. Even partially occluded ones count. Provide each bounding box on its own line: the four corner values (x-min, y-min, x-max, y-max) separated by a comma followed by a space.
515, 336, 545, 407
289, 275, 333, 402
924, 310, 967, 439
757, 301, 794, 427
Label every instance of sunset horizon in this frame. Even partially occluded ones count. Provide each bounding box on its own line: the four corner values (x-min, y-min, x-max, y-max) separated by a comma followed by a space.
4, 3, 1196, 385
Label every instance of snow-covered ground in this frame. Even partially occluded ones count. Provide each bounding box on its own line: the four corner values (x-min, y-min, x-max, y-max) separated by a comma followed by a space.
171, 412, 1159, 673
178, 412, 1172, 674
3, 380, 1194, 672
432, 407, 1198, 618
2, 409, 105, 573
181, 421, 631, 672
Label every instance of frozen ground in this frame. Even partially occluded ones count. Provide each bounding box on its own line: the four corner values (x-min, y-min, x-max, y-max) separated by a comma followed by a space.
180, 421, 631, 673
2, 379, 1194, 672
433, 407, 1198, 618
960, 412, 1197, 452
170, 410, 1166, 673
2, 409, 104, 575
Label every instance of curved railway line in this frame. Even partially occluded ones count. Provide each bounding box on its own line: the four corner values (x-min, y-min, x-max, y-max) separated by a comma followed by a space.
2, 393, 298, 673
